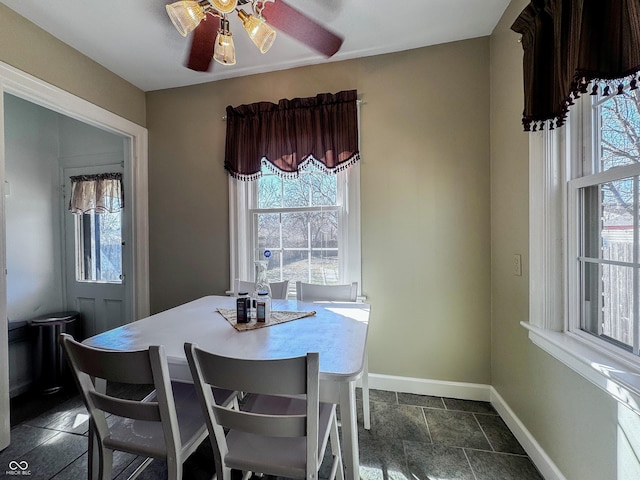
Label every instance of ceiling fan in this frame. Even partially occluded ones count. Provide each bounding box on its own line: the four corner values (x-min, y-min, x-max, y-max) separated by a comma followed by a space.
165, 0, 344, 72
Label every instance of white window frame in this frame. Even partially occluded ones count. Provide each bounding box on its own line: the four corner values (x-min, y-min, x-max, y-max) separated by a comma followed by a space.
228, 163, 362, 296
524, 94, 640, 415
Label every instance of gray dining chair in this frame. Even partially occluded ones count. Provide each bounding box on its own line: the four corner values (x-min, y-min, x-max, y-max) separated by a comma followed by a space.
235, 278, 290, 299
295, 281, 370, 430
184, 343, 344, 480
59, 333, 236, 480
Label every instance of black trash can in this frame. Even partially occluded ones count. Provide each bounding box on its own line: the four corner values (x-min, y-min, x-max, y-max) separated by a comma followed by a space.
29, 311, 80, 395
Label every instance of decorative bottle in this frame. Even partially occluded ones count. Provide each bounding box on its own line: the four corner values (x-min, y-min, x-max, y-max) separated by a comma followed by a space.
253, 249, 272, 298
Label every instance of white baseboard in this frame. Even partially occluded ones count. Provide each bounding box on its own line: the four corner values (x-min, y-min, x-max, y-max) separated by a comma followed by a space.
362, 373, 566, 480
490, 387, 566, 480
366, 373, 491, 401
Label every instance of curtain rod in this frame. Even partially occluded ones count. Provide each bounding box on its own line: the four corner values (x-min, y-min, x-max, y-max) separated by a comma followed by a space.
221, 99, 365, 121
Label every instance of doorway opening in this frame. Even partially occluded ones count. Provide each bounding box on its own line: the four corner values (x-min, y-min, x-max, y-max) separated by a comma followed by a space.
0, 61, 149, 449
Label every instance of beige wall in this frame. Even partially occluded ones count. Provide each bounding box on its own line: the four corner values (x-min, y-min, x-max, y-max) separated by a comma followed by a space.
490, 1, 618, 478
0, 4, 145, 126
2, 4, 631, 477
146, 38, 492, 383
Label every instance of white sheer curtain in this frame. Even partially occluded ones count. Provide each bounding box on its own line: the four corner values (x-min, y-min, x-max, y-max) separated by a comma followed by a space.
68, 173, 123, 214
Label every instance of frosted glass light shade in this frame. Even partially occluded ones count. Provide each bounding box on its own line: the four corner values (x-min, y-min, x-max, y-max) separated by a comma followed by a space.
214, 32, 236, 65
238, 10, 276, 53
209, 0, 238, 14
166, 1, 206, 37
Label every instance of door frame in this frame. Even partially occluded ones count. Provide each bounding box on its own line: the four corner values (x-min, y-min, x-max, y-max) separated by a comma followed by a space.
0, 60, 149, 449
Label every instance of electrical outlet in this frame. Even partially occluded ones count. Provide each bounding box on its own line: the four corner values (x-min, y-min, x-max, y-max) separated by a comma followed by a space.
514, 254, 522, 276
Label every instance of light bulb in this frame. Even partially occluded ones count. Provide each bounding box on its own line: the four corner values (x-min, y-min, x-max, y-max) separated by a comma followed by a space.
214, 18, 236, 65
166, 1, 206, 37
237, 10, 277, 53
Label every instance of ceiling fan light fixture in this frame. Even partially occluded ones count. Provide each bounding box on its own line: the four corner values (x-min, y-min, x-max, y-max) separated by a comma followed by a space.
166, 1, 206, 37
214, 17, 236, 65
208, 0, 238, 14
237, 9, 277, 54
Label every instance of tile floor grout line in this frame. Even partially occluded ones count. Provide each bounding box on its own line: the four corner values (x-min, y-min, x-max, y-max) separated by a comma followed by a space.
420, 406, 434, 444
463, 448, 480, 480
462, 446, 531, 457
473, 412, 496, 452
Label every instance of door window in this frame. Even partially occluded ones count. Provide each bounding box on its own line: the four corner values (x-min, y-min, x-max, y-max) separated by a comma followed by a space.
75, 207, 122, 283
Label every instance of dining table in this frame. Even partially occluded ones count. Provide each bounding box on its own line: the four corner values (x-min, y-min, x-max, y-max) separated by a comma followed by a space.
83, 295, 370, 480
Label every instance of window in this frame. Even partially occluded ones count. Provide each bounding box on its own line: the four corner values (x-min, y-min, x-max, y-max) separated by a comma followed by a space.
68, 172, 124, 284
75, 207, 123, 283
568, 87, 640, 360
525, 83, 640, 413
229, 161, 361, 296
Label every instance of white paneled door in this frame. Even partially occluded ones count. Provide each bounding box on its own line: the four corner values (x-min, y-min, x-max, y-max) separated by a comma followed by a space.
63, 165, 131, 338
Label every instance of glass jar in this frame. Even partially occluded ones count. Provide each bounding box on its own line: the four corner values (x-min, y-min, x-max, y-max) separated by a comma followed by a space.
256, 290, 271, 323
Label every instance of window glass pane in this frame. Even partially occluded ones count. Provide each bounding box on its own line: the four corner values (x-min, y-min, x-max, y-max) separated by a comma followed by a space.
310, 171, 337, 206
579, 176, 637, 351
602, 179, 635, 264
581, 261, 634, 349
256, 210, 339, 285
281, 212, 309, 248
283, 175, 311, 208
257, 212, 281, 249
598, 89, 640, 172
602, 264, 634, 347
582, 179, 635, 261
257, 174, 282, 208
77, 209, 122, 283
310, 250, 339, 284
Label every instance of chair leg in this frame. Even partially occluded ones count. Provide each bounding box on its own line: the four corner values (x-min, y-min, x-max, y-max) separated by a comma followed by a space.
362, 349, 371, 430
222, 466, 233, 480
166, 456, 182, 480
99, 448, 113, 480
329, 412, 344, 480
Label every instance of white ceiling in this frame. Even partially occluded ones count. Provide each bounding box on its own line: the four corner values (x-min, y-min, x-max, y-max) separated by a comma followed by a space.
1, 0, 510, 92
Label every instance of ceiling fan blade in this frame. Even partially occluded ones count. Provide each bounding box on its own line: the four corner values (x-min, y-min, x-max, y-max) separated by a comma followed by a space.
262, 0, 343, 58
186, 18, 217, 72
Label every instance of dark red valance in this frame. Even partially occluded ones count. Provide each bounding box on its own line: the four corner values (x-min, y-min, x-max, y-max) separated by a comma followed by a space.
224, 90, 360, 179
512, 0, 640, 131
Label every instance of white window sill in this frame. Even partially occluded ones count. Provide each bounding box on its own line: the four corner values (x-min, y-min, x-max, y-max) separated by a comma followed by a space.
522, 321, 640, 414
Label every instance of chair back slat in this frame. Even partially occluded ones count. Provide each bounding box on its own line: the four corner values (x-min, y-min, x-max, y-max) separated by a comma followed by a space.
213, 406, 306, 437
62, 336, 154, 384
295, 281, 358, 302
195, 352, 308, 395
89, 391, 162, 422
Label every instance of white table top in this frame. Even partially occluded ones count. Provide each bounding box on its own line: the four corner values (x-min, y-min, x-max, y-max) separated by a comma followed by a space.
84, 295, 370, 383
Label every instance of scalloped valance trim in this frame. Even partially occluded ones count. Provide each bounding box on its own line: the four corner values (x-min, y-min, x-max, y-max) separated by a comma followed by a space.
226, 152, 361, 181
523, 73, 640, 132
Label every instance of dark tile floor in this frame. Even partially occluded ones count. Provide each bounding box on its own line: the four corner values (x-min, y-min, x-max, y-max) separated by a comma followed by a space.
2, 387, 544, 480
